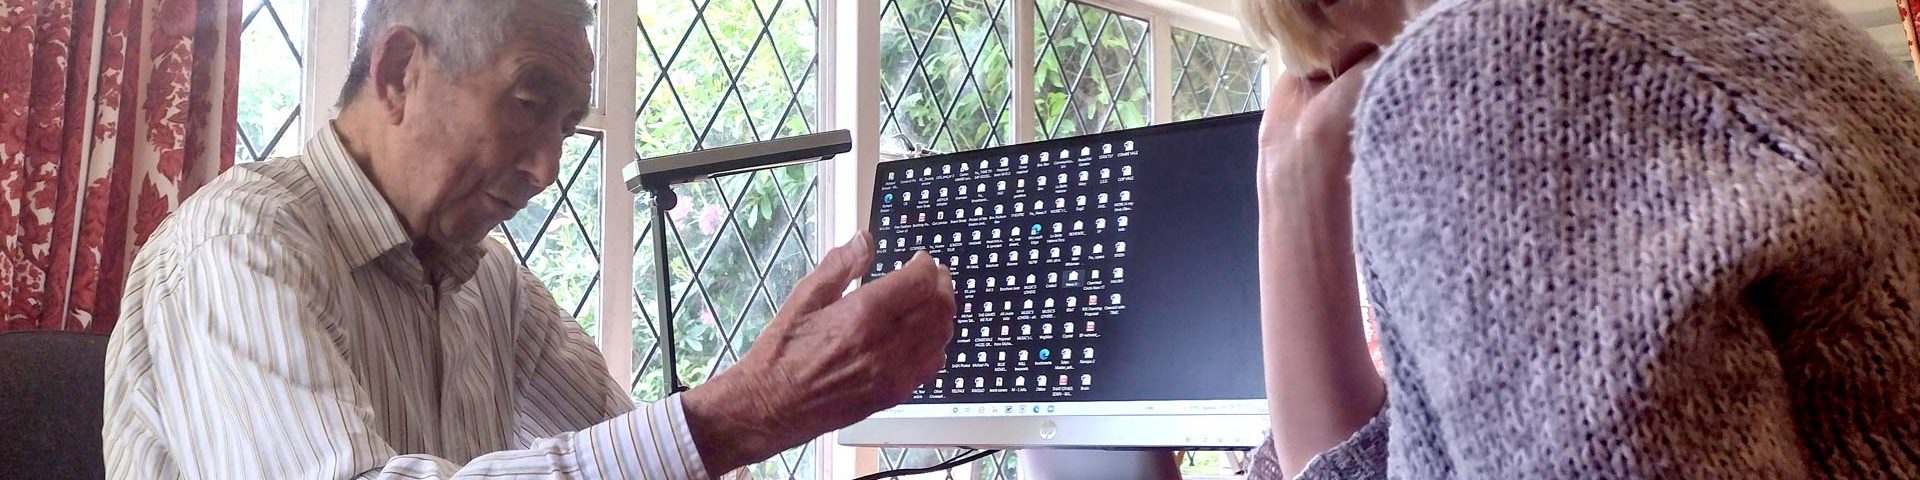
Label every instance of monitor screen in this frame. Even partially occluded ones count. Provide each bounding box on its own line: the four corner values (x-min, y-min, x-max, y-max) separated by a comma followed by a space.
841, 112, 1269, 449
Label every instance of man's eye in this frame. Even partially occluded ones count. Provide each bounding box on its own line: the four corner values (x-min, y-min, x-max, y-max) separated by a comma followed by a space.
517, 97, 547, 111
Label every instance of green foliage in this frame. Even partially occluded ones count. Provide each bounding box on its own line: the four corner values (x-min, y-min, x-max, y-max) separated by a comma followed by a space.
1034, 0, 1149, 140
881, 0, 1014, 153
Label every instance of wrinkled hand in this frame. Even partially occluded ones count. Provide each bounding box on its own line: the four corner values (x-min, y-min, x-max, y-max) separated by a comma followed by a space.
682, 231, 956, 474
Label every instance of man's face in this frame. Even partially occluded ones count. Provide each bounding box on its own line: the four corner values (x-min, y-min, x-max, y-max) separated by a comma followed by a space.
390, 7, 592, 247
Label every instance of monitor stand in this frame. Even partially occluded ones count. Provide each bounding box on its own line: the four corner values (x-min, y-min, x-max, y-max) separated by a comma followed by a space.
1016, 449, 1181, 480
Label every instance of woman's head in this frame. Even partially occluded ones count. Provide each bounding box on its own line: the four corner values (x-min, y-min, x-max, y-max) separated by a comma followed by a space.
1241, 0, 1424, 77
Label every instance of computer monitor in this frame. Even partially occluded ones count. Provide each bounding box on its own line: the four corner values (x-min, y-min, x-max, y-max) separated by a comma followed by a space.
841, 112, 1268, 450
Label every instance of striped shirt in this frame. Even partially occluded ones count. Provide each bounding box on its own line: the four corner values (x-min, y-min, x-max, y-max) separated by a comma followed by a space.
104, 125, 707, 479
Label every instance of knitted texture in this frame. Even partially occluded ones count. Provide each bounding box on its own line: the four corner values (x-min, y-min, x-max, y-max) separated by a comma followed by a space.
1261, 0, 1920, 478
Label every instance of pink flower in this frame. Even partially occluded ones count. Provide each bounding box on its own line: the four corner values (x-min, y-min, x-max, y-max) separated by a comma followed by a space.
668, 197, 693, 221
697, 204, 725, 235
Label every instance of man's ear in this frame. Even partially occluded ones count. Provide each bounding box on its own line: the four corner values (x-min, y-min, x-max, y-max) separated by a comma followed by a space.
367, 26, 428, 126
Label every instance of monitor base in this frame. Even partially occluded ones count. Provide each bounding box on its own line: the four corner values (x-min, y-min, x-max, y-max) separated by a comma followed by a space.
1015, 449, 1181, 480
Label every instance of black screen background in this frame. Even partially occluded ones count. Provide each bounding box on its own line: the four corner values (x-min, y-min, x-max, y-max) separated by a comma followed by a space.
867, 113, 1264, 404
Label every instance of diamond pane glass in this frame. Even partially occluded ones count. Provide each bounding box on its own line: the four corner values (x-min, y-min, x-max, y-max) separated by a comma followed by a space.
491, 132, 605, 338
1171, 29, 1264, 122
632, 1, 823, 477
1034, 0, 1149, 140
880, 0, 1014, 154
236, 0, 307, 162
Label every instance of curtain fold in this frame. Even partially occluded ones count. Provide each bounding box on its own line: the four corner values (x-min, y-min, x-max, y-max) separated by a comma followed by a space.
1, 0, 241, 333
1903, 0, 1920, 79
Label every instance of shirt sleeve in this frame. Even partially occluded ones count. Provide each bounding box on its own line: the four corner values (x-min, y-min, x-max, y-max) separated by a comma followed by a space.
147, 233, 707, 480
508, 263, 710, 479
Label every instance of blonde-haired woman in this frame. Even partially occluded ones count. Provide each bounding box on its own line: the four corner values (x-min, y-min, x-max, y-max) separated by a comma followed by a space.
1245, 0, 1920, 478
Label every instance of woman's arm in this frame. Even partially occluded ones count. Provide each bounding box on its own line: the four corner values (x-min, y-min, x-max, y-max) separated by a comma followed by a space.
1255, 59, 1389, 478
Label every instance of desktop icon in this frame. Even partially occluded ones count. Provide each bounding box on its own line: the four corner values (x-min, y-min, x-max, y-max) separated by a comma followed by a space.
1123, 165, 1133, 176
1123, 140, 1135, 151
1038, 375, 1048, 386
1060, 149, 1070, 159
1103, 144, 1113, 154
1039, 349, 1051, 360
1084, 347, 1094, 359
1101, 168, 1111, 179
1032, 224, 1043, 235
1081, 147, 1091, 156
884, 193, 894, 204
996, 377, 1005, 387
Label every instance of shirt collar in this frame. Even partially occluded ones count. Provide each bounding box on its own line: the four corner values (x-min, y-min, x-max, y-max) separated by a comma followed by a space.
301, 123, 485, 291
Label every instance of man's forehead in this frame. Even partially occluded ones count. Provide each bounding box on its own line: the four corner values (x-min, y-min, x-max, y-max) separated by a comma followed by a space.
501, 5, 594, 80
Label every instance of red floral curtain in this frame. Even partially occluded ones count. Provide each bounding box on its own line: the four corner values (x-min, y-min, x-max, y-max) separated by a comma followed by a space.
1, 0, 240, 333
1904, 0, 1920, 80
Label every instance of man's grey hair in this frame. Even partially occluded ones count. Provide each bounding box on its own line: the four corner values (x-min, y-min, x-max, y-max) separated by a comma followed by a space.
338, 0, 593, 107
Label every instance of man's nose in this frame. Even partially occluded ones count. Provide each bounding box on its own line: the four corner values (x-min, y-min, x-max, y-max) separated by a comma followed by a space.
520, 137, 563, 191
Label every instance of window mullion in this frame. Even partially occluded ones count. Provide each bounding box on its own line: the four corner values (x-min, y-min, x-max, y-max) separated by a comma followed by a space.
1149, 13, 1172, 125
1012, 0, 1037, 143
598, 0, 641, 386
304, 0, 355, 146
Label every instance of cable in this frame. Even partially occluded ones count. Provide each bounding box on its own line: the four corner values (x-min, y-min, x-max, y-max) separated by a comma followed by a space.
851, 449, 1002, 480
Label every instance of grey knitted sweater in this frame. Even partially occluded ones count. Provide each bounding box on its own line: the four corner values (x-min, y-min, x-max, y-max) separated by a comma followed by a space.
1247, 0, 1920, 478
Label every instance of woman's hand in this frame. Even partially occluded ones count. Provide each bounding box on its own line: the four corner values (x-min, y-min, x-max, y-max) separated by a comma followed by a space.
1254, 51, 1389, 478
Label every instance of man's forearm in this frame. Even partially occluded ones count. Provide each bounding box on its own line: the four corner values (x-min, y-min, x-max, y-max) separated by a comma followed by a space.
1256, 163, 1387, 477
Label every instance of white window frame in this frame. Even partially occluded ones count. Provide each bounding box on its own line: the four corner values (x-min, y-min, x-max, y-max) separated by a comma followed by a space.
291, 1, 1259, 477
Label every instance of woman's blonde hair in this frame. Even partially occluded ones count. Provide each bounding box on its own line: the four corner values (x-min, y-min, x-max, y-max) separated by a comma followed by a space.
1239, 0, 1341, 74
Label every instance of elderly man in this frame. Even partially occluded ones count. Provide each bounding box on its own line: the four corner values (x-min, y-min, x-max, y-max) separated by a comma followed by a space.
102, 0, 954, 478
